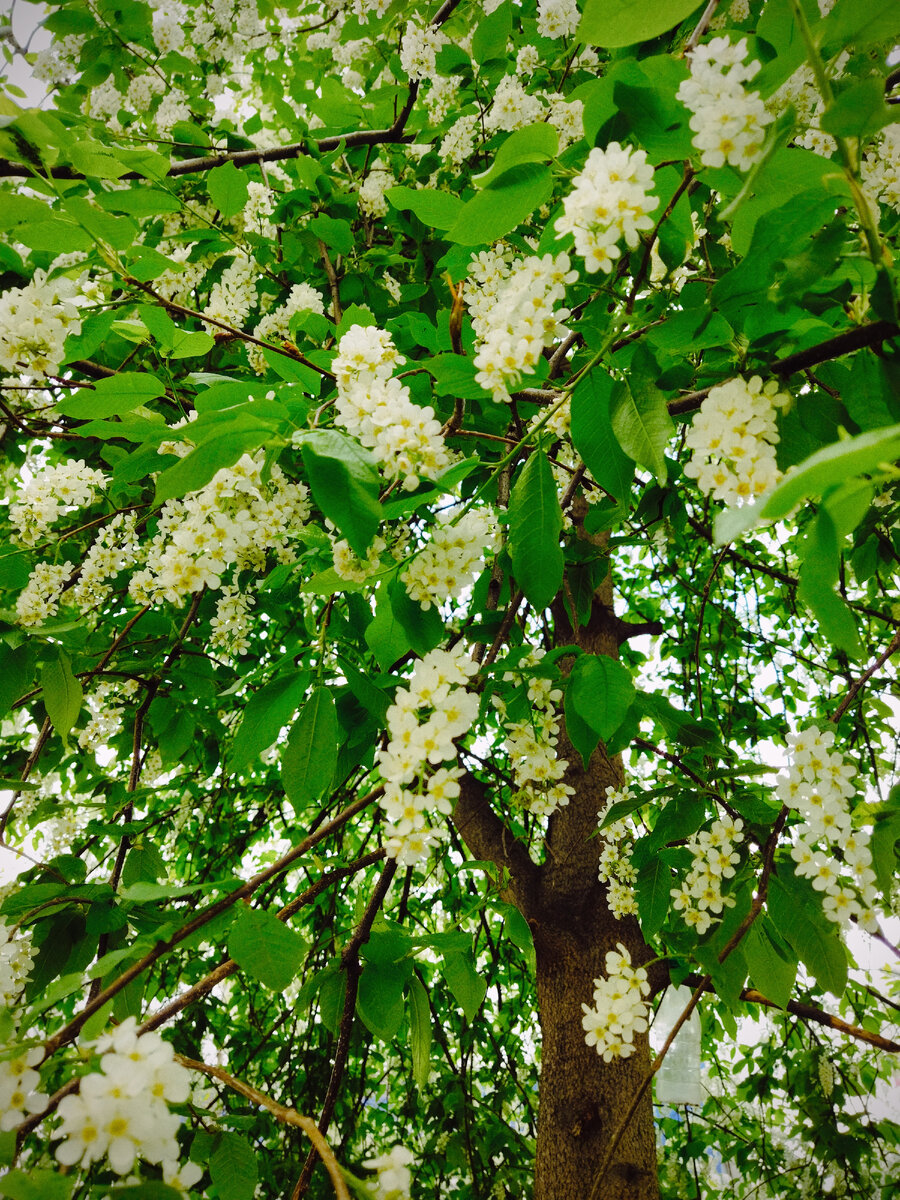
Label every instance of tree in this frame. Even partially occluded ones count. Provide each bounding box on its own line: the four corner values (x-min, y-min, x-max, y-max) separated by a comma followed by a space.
0, 0, 899, 1197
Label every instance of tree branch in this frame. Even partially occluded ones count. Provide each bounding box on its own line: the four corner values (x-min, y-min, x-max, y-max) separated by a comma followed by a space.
830, 630, 900, 723
451, 773, 539, 919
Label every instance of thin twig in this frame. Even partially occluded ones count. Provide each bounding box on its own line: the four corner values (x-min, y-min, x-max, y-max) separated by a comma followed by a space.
830, 631, 900, 723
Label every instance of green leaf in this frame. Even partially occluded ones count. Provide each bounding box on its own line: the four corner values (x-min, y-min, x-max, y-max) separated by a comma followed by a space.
426, 354, 491, 399
41, 650, 82, 747
508, 450, 563, 611
155, 424, 278, 503
0, 643, 33, 719
475, 123, 558, 188
365, 583, 413, 671
571, 371, 634, 502
743, 918, 797, 1011
56, 373, 166, 420
579, 0, 704, 47
565, 655, 636, 765
357, 959, 410, 1041
281, 687, 338, 807
635, 857, 670, 938
106, 1187, 183, 1200
408, 974, 433, 1090
298, 429, 382, 558
207, 161, 249, 219
63, 196, 137, 249
818, 0, 900, 49
385, 186, 463, 230
231, 673, 308, 769
715, 423, 900, 543
870, 811, 900, 902
121, 841, 165, 887
307, 214, 353, 255
610, 366, 673, 486
441, 951, 487, 1022
445, 163, 554, 246
209, 1133, 259, 1200
0, 1169, 74, 1200
227, 907, 307, 992
472, 0, 511, 63
796, 508, 861, 657
768, 876, 847, 998
821, 77, 893, 142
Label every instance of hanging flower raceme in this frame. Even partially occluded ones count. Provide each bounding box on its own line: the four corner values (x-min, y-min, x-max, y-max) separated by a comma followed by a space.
0, 921, 35, 1006
248, 283, 326, 374
376, 646, 479, 866
0, 270, 85, 380
677, 37, 773, 171
52, 1019, 191, 1176
581, 943, 650, 1062
670, 816, 745, 935
555, 142, 659, 275
331, 324, 453, 491
683, 375, 787, 505
596, 786, 639, 919
401, 507, 496, 610
469, 253, 575, 401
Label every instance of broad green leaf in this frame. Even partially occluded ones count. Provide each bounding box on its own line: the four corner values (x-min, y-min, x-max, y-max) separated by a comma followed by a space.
425, 354, 491, 398
96, 188, 182, 216
445, 163, 554, 246
209, 1133, 258, 1200
472, 0, 511, 63
56, 373, 165, 420
231, 673, 309, 769
566, 655, 636, 766
298, 429, 382, 558
41, 650, 82, 747
105, 1187, 183, 1200
207, 161, 249, 219
307, 214, 353, 255
870, 811, 900, 902
0, 1169, 74, 1200
227, 907, 307, 992
579, 0, 704, 47
501, 903, 535, 971
441, 952, 487, 1022
768, 876, 847, 998
121, 841, 165, 887
818, 0, 900, 50
743, 919, 797, 1011
385, 186, 463, 230
0, 643, 33, 719
388, 575, 444, 656
408, 974, 433, 1090
635, 857, 670, 938
821, 77, 893, 142
281, 687, 338, 807
155, 424, 278, 503
610, 370, 673, 486
571, 371, 634, 502
357, 960, 410, 1041
508, 450, 563, 611
797, 509, 860, 657
475, 123, 558, 188
715, 423, 900, 544
365, 583, 413, 671
63, 196, 136, 249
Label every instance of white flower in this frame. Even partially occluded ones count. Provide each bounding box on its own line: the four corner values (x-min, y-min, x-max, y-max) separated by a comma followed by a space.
677, 37, 773, 172
0, 270, 85, 380
537, 0, 579, 39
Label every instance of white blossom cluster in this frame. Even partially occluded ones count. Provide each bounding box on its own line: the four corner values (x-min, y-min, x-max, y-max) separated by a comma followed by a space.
10, 459, 108, 547
331, 324, 452, 491
555, 142, 659, 275
209, 585, 257, 661
249, 283, 326, 374
596, 786, 639, 919
493, 649, 574, 818
359, 165, 395, 219
53, 1018, 190, 1176
778, 725, 878, 930
0, 270, 84, 380
0, 920, 34, 1006
677, 37, 773, 171
683, 376, 787, 505
332, 534, 388, 583
537, 0, 579, 40
468, 252, 575, 401
670, 816, 745, 936
376, 645, 479, 866
0, 1046, 48, 1131
130, 451, 310, 606
15, 561, 76, 628
768, 64, 836, 159
364, 1143, 415, 1199
68, 512, 142, 615
439, 114, 480, 169
581, 943, 650, 1062
399, 20, 447, 84
862, 124, 900, 214
78, 678, 140, 754
202, 253, 258, 332
401, 508, 495, 610
485, 75, 544, 133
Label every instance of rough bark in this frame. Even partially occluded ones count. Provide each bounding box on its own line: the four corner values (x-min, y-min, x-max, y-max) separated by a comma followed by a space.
454, 516, 660, 1200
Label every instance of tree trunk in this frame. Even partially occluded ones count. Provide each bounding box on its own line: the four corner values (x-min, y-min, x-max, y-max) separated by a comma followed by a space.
453, 526, 660, 1200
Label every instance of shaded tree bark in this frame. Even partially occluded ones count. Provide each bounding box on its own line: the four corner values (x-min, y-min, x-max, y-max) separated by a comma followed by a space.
453, 521, 659, 1200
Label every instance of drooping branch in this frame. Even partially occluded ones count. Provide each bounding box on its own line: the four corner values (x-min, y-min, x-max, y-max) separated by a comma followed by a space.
682, 975, 900, 1053
451, 773, 540, 919
830, 630, 900, 723
176, 1056, 351, 1200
